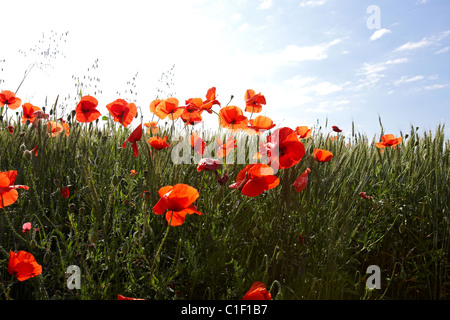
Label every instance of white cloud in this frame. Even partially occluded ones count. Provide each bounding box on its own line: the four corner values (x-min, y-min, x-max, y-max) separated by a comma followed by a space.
424, 84, 449, 90
394, 37, 432, 52
370, 28, 392, 41
394, 75, 424, 86
416, 0, 429, 4
276, 38, 342, 64
300, 0, 326, 7
435, 47, 449, 54
258, 0, 273, 10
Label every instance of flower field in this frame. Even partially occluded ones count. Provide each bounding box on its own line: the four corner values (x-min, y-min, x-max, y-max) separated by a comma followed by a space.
0, 85, 449, 300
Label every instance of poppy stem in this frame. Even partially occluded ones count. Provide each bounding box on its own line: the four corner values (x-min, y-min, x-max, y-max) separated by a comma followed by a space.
149, 223, 171, 285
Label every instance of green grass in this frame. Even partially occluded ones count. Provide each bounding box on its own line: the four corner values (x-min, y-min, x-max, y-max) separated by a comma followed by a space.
0, 111, 449, 300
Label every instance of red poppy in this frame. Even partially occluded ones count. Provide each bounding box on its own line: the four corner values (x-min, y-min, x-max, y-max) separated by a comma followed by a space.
117, 294, 146, 300
8, 250, 42, 281
153, 97, 183, 120
181, 100, 203, 125
31, 110, 49, 128
190, 132, 206, 156
30, 146, 38, 156
245, 115, 276, 134
153, 184, 202, 226
197, 158, 220, 172
332, 125, 342, 133
216, 135, 237, 158
292, 168, 311, 193
0, 170, 29, 208
244, 89, 266, 113
360, 192, 370, 200
313, 148, 333, 162
242, 282, 271, 300
75, 95, 102, 123
229, 163, 280, 197
200, 87, 221, 113
123, 124, 143, 157
295, 126, 312, 139
0, 90, 21, 110
106, 99, 137, 127
21, 103, 41, 124
47, 121, 64, 137
261, 127, 305, 170
148, 135, 170, 150
375, 134, 403, 149
144, 121, 159, 135
218, 105, 248, 131
62, 186, 70, 199
7, 126, 14, 133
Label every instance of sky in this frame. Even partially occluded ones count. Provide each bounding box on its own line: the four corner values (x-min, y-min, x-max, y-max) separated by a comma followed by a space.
2, 0, 450, 139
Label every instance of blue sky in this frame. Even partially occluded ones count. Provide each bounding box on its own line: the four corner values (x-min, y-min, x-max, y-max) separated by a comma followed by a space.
2, 0, 450, 139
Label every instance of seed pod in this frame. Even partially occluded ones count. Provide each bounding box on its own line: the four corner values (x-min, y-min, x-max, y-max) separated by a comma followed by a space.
30, 239, 37, 249
89, 228, 98, 244
276, 250, 283, 261
23, 150, 32, 160
44, 251, 51, 264
252, 226, 259, 238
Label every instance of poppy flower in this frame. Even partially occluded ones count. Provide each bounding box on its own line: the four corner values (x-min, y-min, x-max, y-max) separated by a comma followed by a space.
360, 192, 370, 200
30, 146, 38, 156
22, 222, 32, 234
197, 158, 220, 172
261, 127, 305, 170
229, 163, 280, 197
313, 148, 333, 162
21, 103, 41, 124
295, 126, 312, 139
153, 184, 202, 226
375, 134, 403, 149
245, 115, 276, 134
122, 123, 143, 157
218, 105, 248, 131
0, 170, 29, 208
47, 121, 64, 137
62, 186, 70, 199
292, 168, 311, 193
75, 95, 102, 123
180, 101, 203, 125
242, 282, 271, 300
244, 89, 266, 113
190, 132, 206, 156
8, 250, 42, 281
31, 110, 49, 128
216, 135, 237, 158
0, 90, 21, 110
200, 87, 221, 113
332, 125, 342, 133
106, 99, 137, 127
144, 121, 159, 135
153, 97, 183, 120
7, 126, 14, 133
148, 135, 170, 150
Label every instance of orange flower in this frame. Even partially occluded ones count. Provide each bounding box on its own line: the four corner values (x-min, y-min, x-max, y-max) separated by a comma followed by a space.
295, 126, 312, 139
117, 294, 146, 300
375, 134, 403, 149
153, 184, 202, 226
0, 90, 21, 110
8, 250, 42, 281
0, 170, 29, 208
229, 163, 280, 197
144, 121, 159, 135
123, 124, 143, 157
313, 148, 333, 162
216, 135, 237, 158
244, 89, 266, 113
261, 127, 305, 170
181, 100, 203, 125
190, 132, 205, 156
245, 115, 276, 134
242, 282, 271, 300
148, 135, 170, 150
292, 168, 311, 193
21, 103, 41, 124
200, 87, 221, 113
75, 95, 102, 123
153, 97, 183, 120
106, 99, 137, 127
218, 105, 248, 131
47, 121, 64, 137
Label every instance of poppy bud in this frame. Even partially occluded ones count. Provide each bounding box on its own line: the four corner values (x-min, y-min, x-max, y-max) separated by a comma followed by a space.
121, 242, 128, 255
44, 251, 51, 264
54, 178, 61, 186
30, 239, 37, 249
79, 206, 86, 215
20, 143, 26, 151
23, 150, 32, 160
252, 226, 260, 238
89, 228, 98, 244
276, 250, 283, 261
69, 203, 76, 213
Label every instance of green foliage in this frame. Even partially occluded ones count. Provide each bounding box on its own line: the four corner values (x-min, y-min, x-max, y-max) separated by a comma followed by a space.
0, 115, 449, 300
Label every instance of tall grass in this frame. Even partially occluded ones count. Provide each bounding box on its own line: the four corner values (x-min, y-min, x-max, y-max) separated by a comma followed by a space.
0, 110, 449, 300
